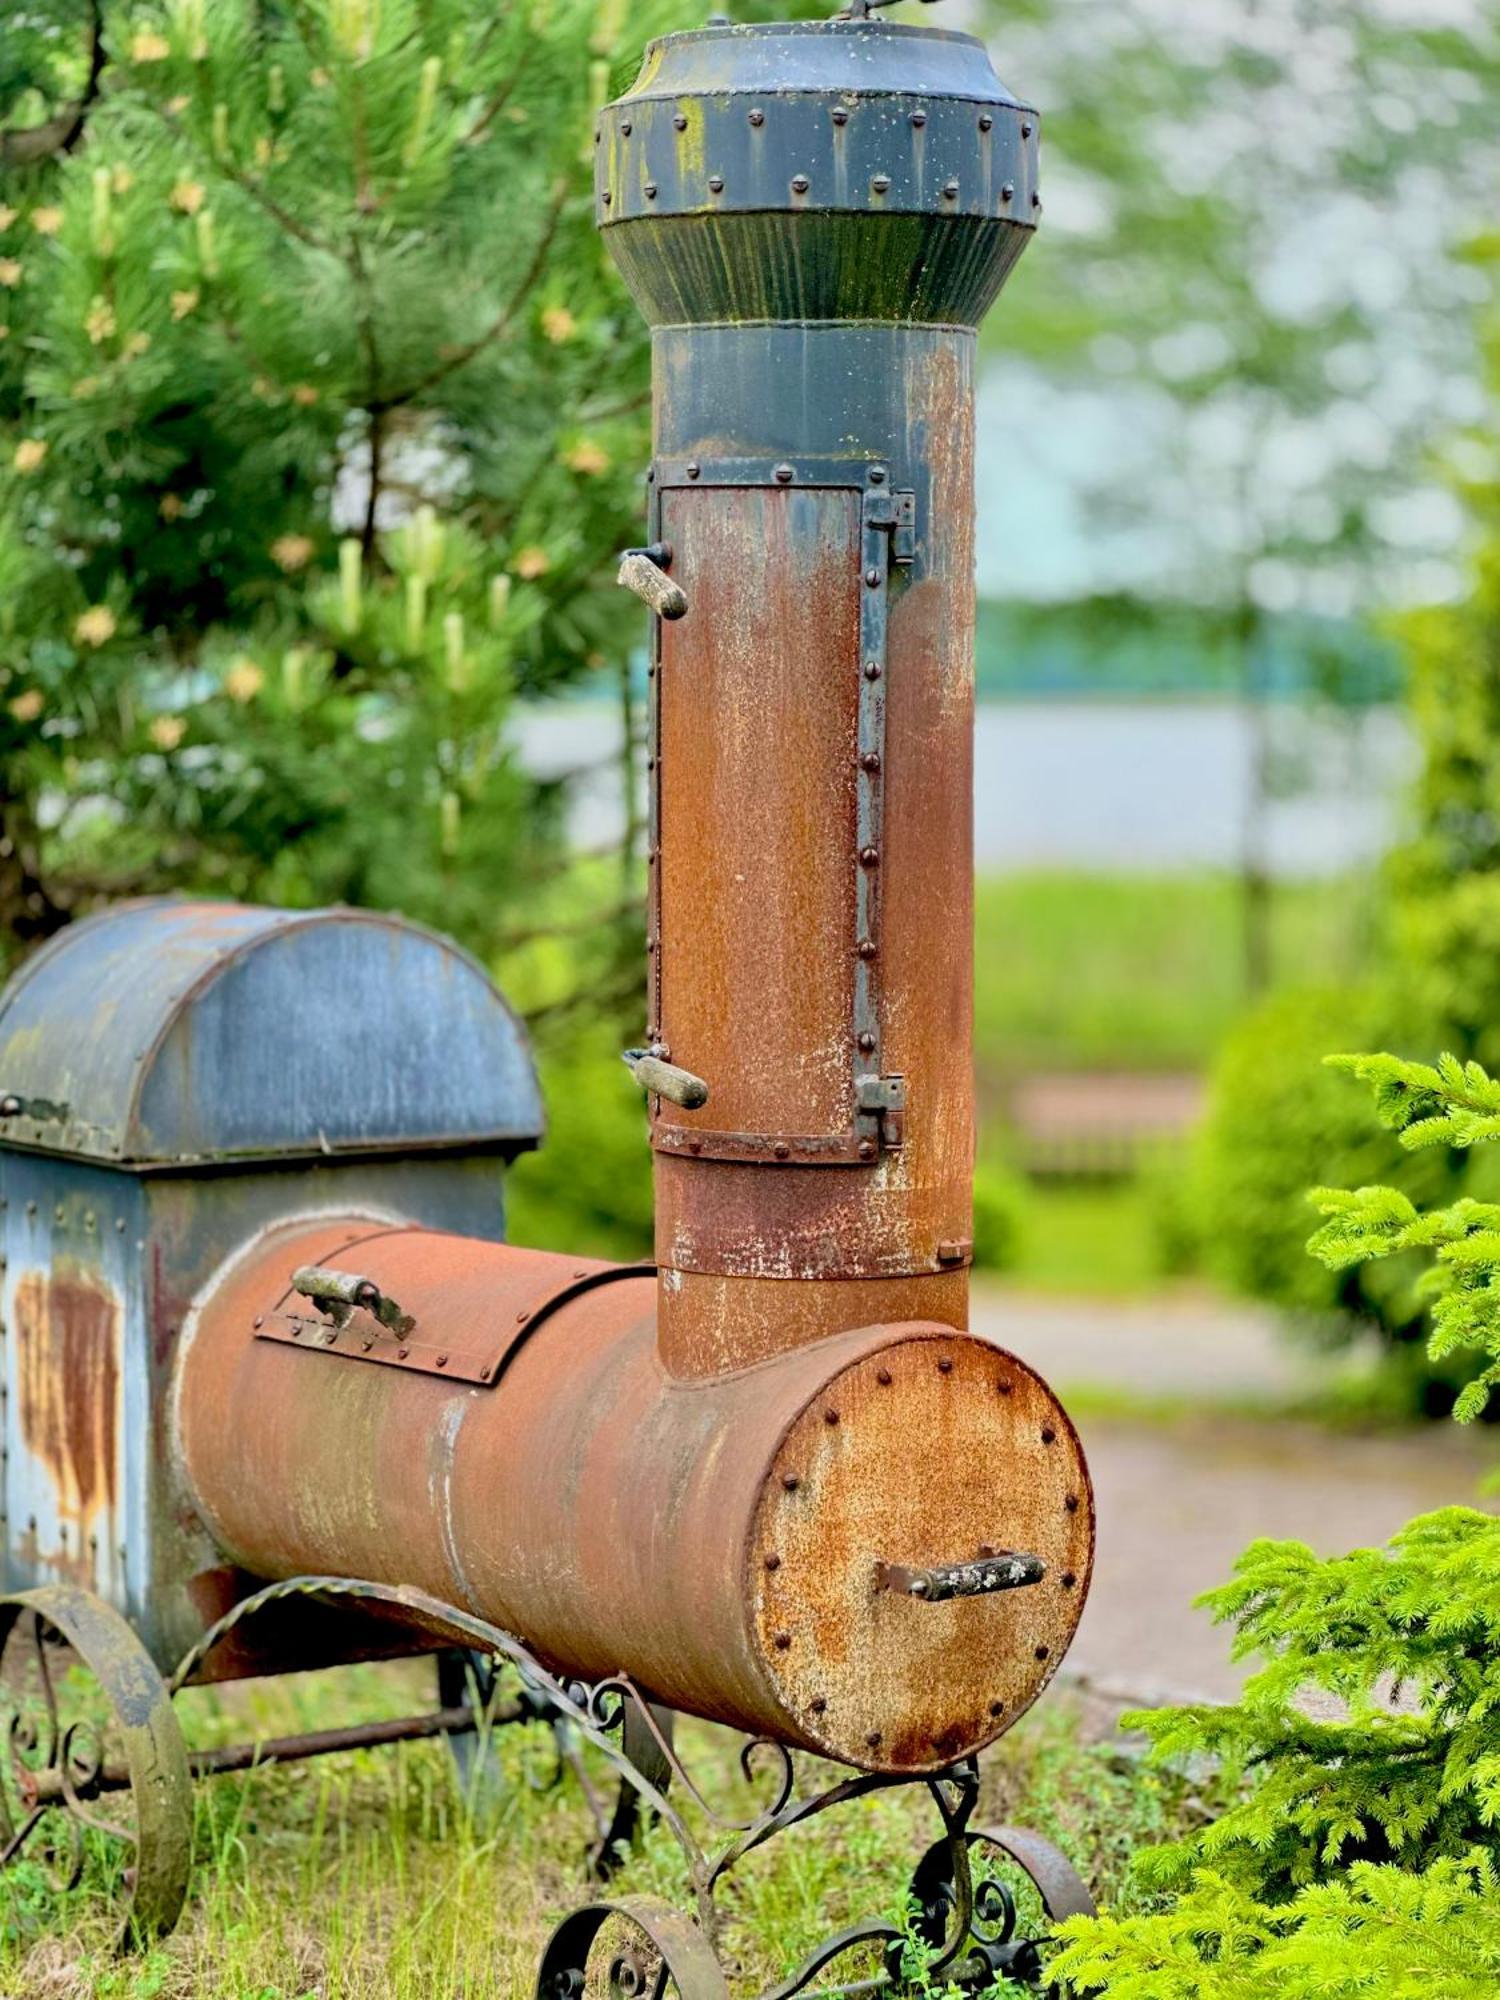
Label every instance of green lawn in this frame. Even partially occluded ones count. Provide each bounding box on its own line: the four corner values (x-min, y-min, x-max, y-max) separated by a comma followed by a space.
974, 870, 1380, 1077
0, 1666, 1197, 1999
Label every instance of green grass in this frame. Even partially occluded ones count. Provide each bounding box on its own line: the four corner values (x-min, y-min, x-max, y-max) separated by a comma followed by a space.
0, 1668, 1201, 1999
1006, 1182, 1171, 1297
974, 870, 1380, 1077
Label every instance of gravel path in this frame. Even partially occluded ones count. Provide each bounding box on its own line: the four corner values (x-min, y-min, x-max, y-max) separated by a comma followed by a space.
970, 1283, 1495, 1708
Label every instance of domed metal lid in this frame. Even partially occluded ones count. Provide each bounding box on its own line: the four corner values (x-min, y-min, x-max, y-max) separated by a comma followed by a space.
616, 17, 1030, 110
0, 899, 543, 1169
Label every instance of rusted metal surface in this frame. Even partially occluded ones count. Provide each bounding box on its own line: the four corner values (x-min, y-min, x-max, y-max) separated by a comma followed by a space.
751, 1330, 1091, 1769
601, 10, 997, 1380
176, 1219, 1092, 1775
656, 486, 863, 1153
252, 1225, 644, 1386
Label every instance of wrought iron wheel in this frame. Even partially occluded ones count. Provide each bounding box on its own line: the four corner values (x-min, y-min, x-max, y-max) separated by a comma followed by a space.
0, 1586, 193, 1947
908, 1822, 1094, 1990
537, 1896, 730, 2000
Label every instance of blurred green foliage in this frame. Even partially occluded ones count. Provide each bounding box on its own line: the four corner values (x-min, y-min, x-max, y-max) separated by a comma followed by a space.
1185, 231, 1500, 1405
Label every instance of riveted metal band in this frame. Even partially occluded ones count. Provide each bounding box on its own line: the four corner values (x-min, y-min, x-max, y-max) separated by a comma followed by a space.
644, 457, 910, 1167
596, 92, 1038, 227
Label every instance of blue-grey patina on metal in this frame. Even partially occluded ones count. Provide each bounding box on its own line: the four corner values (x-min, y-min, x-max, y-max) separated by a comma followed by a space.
0, 899, 543, 1666
0, 898, 543, 1164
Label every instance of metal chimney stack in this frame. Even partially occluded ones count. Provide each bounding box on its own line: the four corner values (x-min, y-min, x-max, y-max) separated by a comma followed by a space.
600, 9, 1040, 1376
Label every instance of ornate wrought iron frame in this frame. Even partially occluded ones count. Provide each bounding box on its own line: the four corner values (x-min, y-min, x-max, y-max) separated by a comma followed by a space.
0, 1575, 1093, 1986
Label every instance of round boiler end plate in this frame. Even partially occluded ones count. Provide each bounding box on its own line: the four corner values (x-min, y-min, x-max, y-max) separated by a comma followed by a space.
750, 1326, 1093, 1773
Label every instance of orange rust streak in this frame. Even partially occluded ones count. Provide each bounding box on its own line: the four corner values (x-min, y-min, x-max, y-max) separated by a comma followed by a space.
657, 486, 861, 1140
14, 1261, 121, 1524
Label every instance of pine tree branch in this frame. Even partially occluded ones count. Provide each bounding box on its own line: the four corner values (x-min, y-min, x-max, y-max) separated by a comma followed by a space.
382, 178, 571, 407
464, 40, 533, 148
0, 0, 104, 165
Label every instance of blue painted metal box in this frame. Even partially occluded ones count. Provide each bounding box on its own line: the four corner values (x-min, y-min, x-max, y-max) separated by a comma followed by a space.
0, 899, 542, 1669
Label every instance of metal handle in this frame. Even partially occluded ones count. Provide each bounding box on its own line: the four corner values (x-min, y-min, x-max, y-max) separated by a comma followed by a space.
623, 1047, 710, 1111
875, 1550, 1046, 1601
291, 1266, 415, 1337
618, 544, 688, 620
840, 0, 946, 17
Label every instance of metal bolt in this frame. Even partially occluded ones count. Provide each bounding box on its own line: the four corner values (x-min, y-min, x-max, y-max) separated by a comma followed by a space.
620, 119, 632, 136
858, 1139, 877, 1160
791, 174, 809, 194
674, 114, 688, 131
877, 1369, 892, 1386
291, 1325, 301, 1338
686, 461, 701, 478
775, 1631, 792, 1650
861, 750, 881, 773
989, 1700, 1005, 1717
644, 182, 658, 199
865, 567, 881, 587
1061, 1572, 1076, 1589
811, 1696, 827, 1714
517, 1309, 530, 1322
1035, 1645, 1050, 1661
943, 179, 960, 199
1041, 1427, 1056, 1445
857, 939, 877, 960
1022, 121, 1034, 138
864, 660, 882, 680
436, 1354, 448, 1368
979, 113, 994, 132
708, 174, 724, 193
115, 1216, 125, 1233
997, 1379, 1013, 1396
824, 1408, 840, 1425
1001, 183, 1015, 203
910, 110, 927, 128
601, 190, 612, 206
764, 1553, 781, 1571
868, 464, 887, 484
859, 846, 879, 867
253, 1315, 264, 1329
773, 1141, 790, 1159
749, 108, 765, 127
782, 1473, 799, 1492
831, 106, 849, 126
937, 1356, 953, 1374
1032, 192, 1042, 210
1065, 1493, 1080, 1513
398, 1346, 410, 1360
774, 462, 795, 483
866, 1730, 883, 1748
857, 1031, 876, 1053
872, 174, 891, 194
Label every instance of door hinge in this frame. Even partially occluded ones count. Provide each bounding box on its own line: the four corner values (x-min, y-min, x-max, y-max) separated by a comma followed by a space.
863, 488, 917, 565
856, 1072, 906, 1150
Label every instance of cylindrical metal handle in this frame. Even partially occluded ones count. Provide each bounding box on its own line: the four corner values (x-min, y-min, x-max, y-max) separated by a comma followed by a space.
291, 1266, 415, 1337
618, 544, 688, 620
875, 1550, 1046, 1601
623, 1047, 710, 1111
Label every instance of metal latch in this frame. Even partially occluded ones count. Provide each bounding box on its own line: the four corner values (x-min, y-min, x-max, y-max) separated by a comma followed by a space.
862, 489, 916, 566
618, 542, 688, 620
291, 1267, 415, 1338
876, 1550, 1046, 1602
855, 1072, 905, 1149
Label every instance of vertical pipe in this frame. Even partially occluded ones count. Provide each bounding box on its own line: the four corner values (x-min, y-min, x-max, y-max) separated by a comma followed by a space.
596, 19, 1040, 1377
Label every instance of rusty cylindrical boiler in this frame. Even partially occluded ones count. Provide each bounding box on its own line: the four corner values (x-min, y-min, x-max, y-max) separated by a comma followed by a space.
175, 9, 1093, 1778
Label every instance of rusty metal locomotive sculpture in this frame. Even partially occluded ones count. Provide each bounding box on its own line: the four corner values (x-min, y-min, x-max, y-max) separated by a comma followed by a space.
0, 6, 1096, 1990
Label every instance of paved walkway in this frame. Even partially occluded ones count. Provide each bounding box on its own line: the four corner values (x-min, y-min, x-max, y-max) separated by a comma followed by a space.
970, 1284, 1495, 1707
